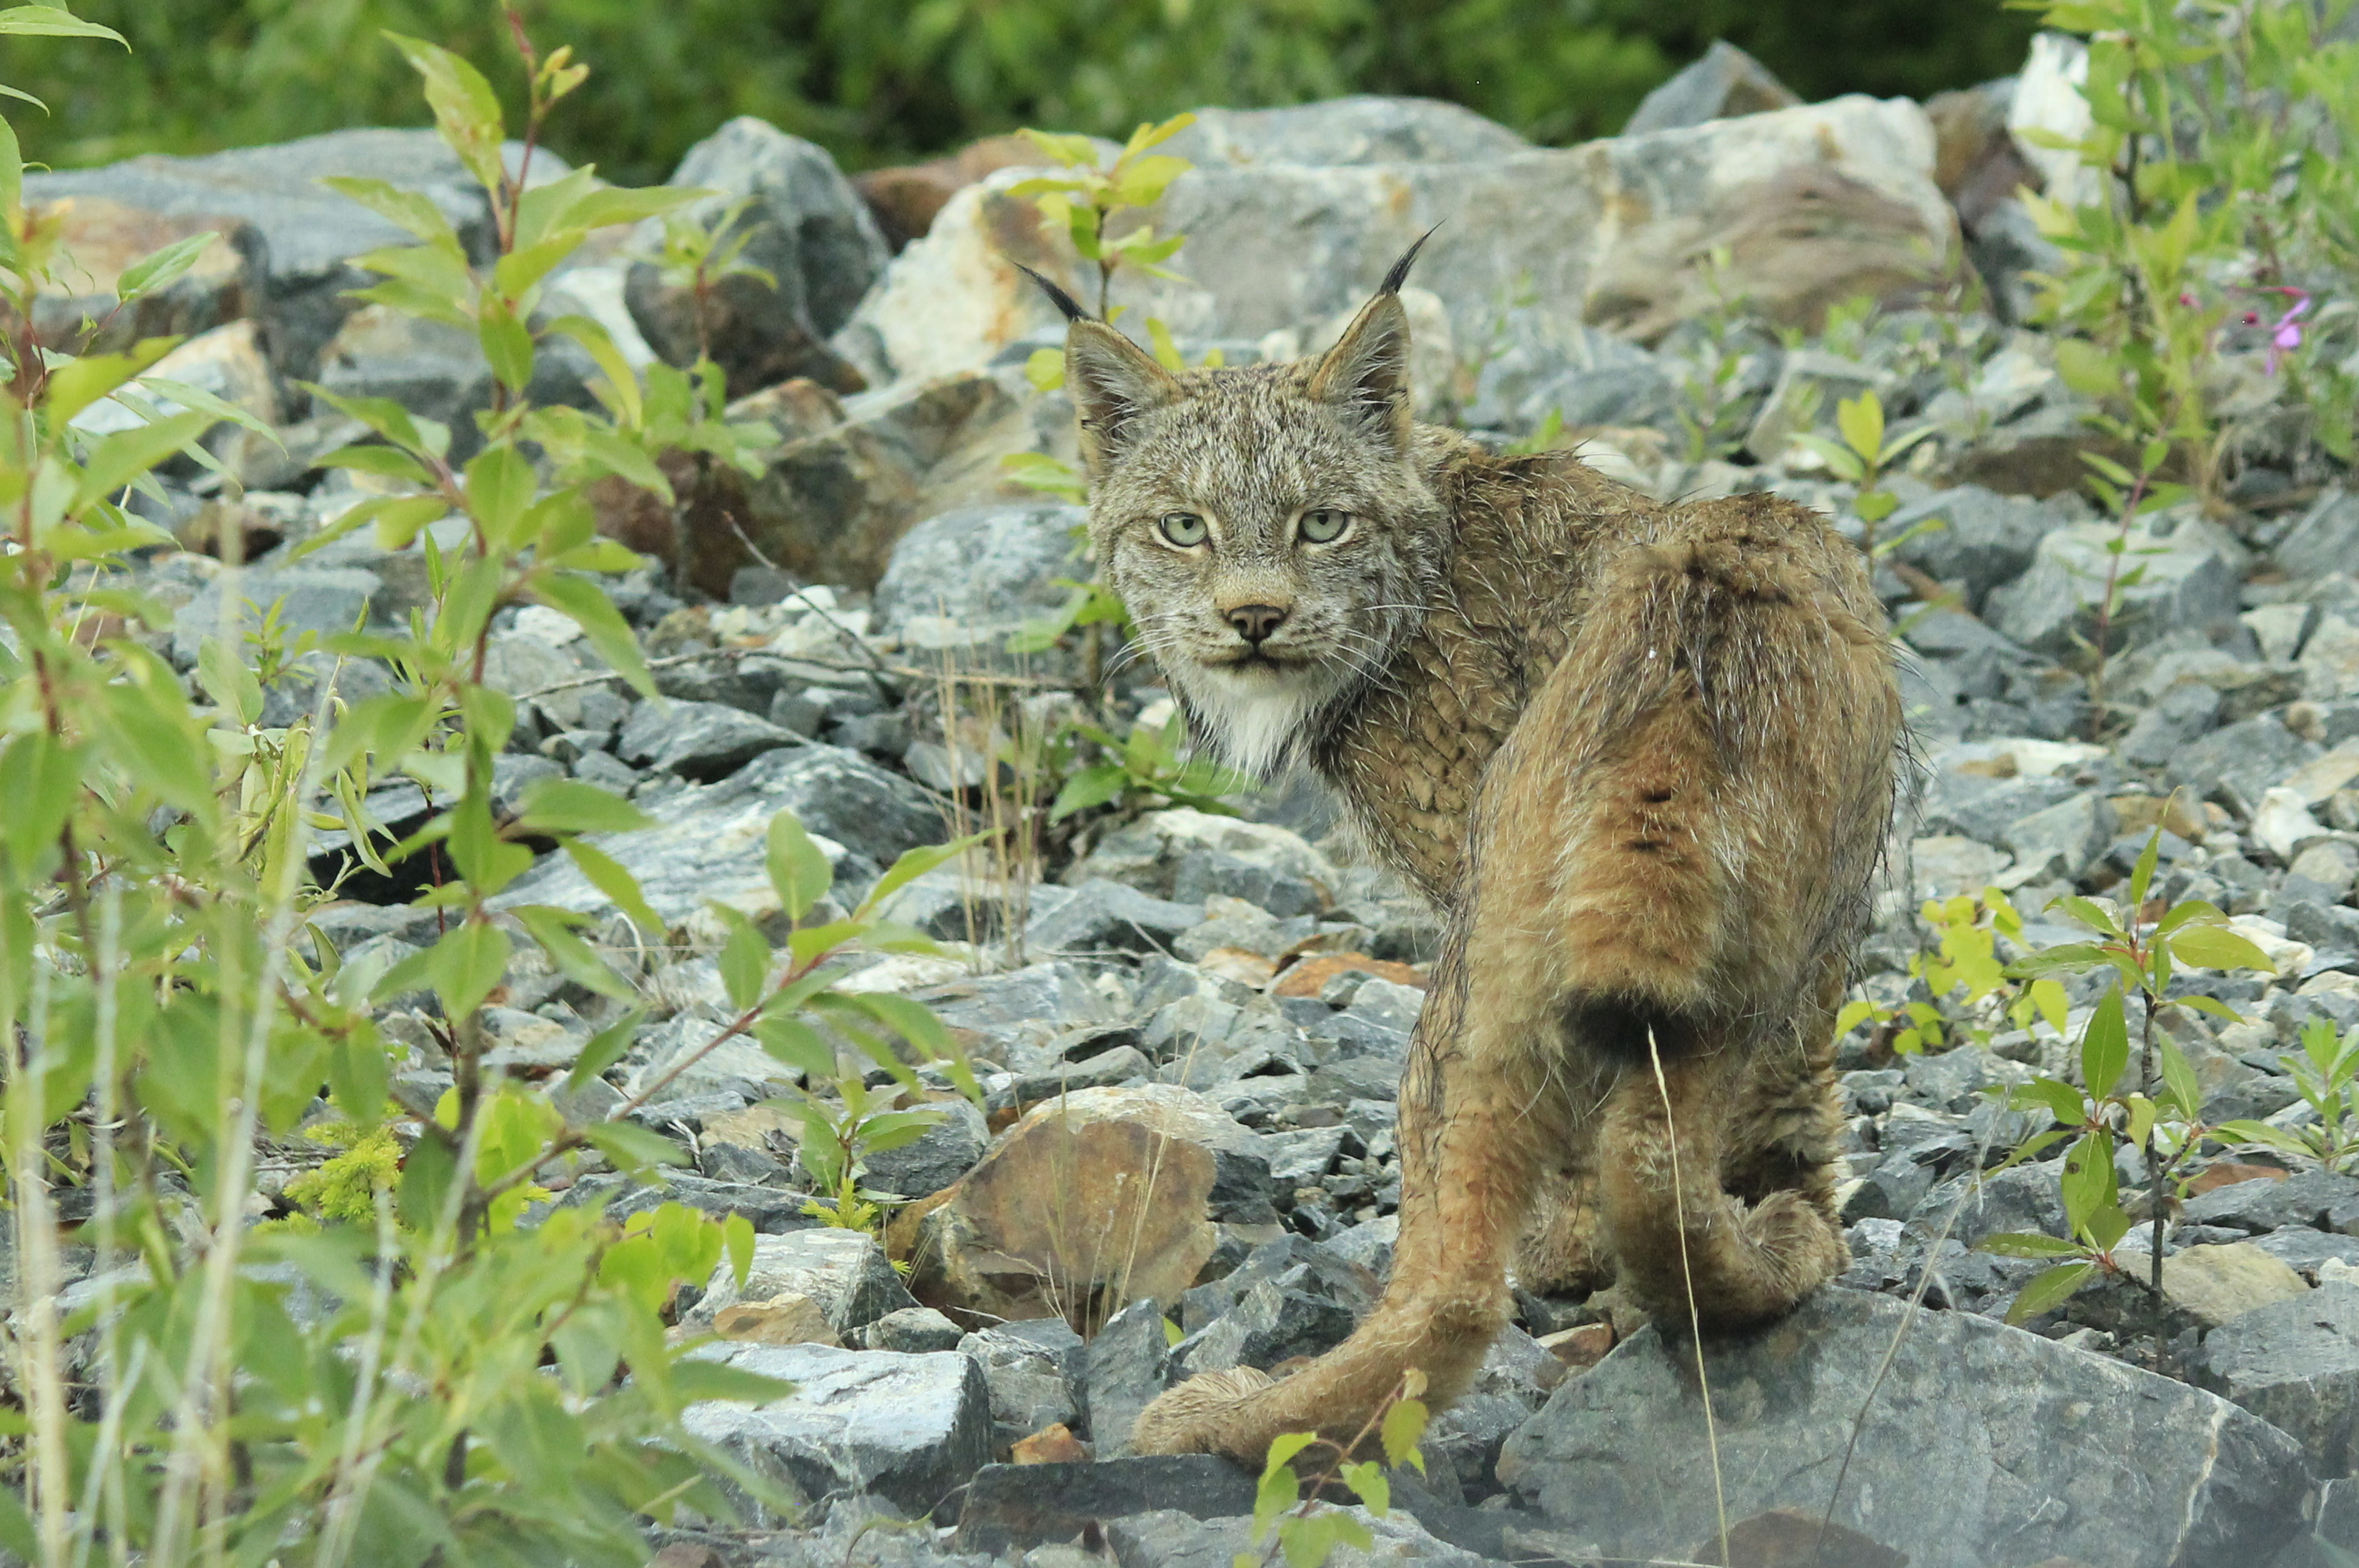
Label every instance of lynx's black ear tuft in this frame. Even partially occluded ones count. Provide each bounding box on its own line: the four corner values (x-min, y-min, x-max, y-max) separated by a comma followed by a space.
1378, 224, 1440, 297
1014, 262, 1092, 323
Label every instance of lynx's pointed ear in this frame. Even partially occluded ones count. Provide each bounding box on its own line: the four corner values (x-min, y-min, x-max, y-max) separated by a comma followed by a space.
1065, 319, 1182, 476
1308, 229, 1434, 455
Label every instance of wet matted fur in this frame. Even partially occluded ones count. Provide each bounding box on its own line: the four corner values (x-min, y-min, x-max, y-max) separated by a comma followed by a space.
1034, 252, 1901, 1462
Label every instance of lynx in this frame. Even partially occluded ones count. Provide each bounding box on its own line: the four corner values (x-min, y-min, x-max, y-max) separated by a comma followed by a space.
1027, 239, 1901, 1463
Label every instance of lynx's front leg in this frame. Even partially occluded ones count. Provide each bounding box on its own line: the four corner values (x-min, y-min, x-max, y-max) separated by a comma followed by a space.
1129, 938, 1568, 1459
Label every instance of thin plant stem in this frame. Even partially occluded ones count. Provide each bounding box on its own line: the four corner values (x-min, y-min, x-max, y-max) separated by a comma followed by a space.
1646, 1027, 1728, 1567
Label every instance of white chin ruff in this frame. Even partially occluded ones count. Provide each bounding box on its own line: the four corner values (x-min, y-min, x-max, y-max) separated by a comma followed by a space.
1189, 668, 1324, 780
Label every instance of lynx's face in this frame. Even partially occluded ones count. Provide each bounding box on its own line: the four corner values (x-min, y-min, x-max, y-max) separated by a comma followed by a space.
1061, 287, 1443, 778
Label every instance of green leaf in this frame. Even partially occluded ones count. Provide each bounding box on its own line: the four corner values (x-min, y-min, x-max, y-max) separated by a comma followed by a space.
533, 574, 656, 698
563, 838, 664, 936
317, 174, 460, 245
115, 231, 217, 302
724, 1212, 756, 1289
196, 633, 264, 725
72, 409, 215, 509
511, 778, 653, 836
2004, 1261, 2096, 1324
2166, 924, 2274, 973
0, 6, 127, 43
0, 731, 83, 872
584, 1122, 691, 1176
2059, 1128, 2117, 1236
1836, 390, 1884, 464
712, 904, 773, 1011
2157, 1036, 2204, 1121
385, 32, 508, 194
1977, 1231, 2085, 1258
424, 920, 510, 1018
1338, 1459, 1389, 1517
1379, 1395, 1429, 1472
1049, 762, 1129, 823
565, 1010, 644, 1095
465, 441, 537, 552
753, 1016, 837, 1078
2080, 987, 2129, 1098
479, 294, 535, 395
855, 832, 989, 920
766, 811, 835, 921
514, 905, 633, 1001
2011, 1075, 2090, 1126
2126, 825, 2163, 910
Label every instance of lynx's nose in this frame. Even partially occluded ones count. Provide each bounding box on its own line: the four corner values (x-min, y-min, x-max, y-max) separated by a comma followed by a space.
1226, 603, 1290, 645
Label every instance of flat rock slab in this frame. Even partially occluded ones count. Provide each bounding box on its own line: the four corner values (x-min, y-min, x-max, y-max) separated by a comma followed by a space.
682, 1341, 990, 1520
1496, 1287, 2309, 1568
951, 1457, 1258, 1556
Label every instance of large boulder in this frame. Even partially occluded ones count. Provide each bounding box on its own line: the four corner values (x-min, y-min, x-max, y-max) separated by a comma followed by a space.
682, 1341, 991, 1520
891, 1085, 1272, 1328
625, 117, 887, 397
1621, 41, 1802, 135
678, 369, 1034, 598
838, 94, 1959, 384
1496, 1288, 2310, 1567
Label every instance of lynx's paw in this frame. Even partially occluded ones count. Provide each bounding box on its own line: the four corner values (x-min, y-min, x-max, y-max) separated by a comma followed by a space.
1128, 1366, 1277, 1459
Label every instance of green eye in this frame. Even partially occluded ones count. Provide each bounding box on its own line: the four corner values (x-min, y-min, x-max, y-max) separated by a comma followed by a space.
1298, 507, 1353, 544
1157, 512, 1209, 547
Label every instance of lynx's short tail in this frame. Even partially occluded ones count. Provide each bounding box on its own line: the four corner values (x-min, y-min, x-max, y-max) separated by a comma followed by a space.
1518, 497, 1896, 1324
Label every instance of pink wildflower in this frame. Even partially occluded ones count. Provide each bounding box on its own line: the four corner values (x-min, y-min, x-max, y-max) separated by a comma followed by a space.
2266, 292, 2310, 374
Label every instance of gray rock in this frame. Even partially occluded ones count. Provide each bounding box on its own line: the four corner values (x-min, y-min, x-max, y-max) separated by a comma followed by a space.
1076, 809, 1340, 908
2280, 1476, 2359, 1568
871, 503, 1088, 671
2120, 680, 2226, 768
961, 1319, 1082, 1446
1745, 349, 1887, 465
712, 367, 1028, 597
951, 1457, 1260, 1557
1885, 486, 2061, 612
626, 117, 886, 396
1622, 40, 1802, 135
1162, 96, 1530, 168
682, 1340, 991, 1519
490, 743, 944, 929
1462, 314, 1676, 435
550, 1170, 809, 1235
1173, 1266, 1361, 1379
2249, 1227, 2359, 1282
860, 1306, 965, 1354
171, 565, 381, 668
25, 129, 565, 377
2278, 488, 2359, 583
1027, 880, 1203, 957
2000, 790, 2119, 883
1086, 1298, 1174, 1459
2170, 715, 2325, 816
2196, 1280, 2359, 1477
1104, 1508, 1485, 1568
618, 698, 799, 780
688, 1228, 919, 1336
1914, 768, 2080, 845
1498, 1287, 2309, 1567
862, 1096, 989, 1203
1987, 517, 2243, 658
2184, 1170, 2359, 1235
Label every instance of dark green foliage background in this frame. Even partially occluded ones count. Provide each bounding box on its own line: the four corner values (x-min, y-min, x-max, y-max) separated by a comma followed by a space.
5, 0, 2033, 184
